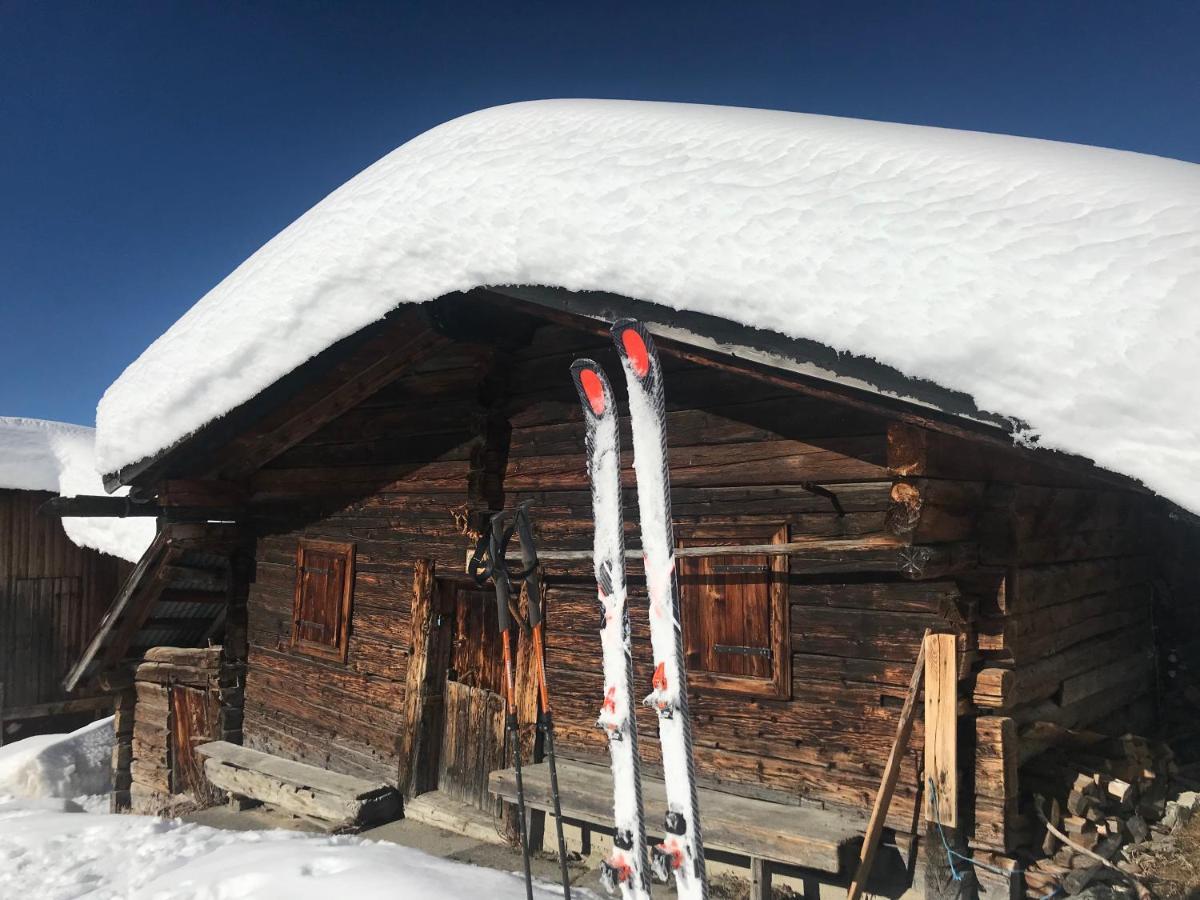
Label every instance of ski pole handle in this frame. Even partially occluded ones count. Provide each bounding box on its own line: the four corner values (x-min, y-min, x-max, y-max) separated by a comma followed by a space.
513, 501, 544, 629
489, 511, 515, 631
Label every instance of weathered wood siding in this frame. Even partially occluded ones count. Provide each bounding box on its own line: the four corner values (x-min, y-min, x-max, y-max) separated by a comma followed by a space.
503, 325, 958, 830
235, 315, 1163, 854
0, 488, 131, 711
242, 346, 497, 782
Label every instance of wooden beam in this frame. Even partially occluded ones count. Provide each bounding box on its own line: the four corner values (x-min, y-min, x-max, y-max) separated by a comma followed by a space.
847, 628, 929, 900
924, 632, 958, 826
750, 857, 772, 900
63, 530, 170, 692
38, 495, 160, 518
397, 560, 444, 797
493, 537, 976, 579
924, 631, 974, 900
2, 695, 113, 720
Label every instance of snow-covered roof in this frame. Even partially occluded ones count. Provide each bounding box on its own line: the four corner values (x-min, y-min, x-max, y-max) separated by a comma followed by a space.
96, 100, 1200, 510
0, 418, 153, 562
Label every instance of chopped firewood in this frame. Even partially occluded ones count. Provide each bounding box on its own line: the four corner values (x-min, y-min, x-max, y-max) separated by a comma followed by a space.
1106, 777, 1135, 805
1063, 815, 1090, 834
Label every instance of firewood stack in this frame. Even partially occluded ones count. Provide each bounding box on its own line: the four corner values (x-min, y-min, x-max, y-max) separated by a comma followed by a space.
1020, 734, 1190, 897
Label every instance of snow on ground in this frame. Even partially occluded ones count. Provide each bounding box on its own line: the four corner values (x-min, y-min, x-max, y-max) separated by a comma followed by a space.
94, 99, 1200, 511
0, 417, 153, 561
0, 800, 580, 899
0, 716, 114, 803
0, 722, 586, 899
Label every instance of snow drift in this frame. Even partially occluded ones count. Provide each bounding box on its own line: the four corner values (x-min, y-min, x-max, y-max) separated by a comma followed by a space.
0, 417, 153, 561
0, 799, 588, 899
0, 717, 114, 801
94, 100, 1200, 510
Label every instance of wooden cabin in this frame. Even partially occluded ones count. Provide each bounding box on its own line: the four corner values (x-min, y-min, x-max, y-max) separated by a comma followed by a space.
0, 418, 140, 743
69, 287, 1192, 896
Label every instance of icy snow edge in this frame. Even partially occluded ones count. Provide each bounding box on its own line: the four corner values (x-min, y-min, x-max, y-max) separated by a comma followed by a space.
96, 100, 1200, 510
0, 418, 153, 562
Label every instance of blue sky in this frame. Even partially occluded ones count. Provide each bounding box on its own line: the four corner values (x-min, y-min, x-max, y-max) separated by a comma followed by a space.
2, 1, 1197, 427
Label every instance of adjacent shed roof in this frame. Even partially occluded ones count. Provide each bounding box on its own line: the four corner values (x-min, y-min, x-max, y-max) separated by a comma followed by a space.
0, 417, 153, 562
95, 100, 1200, 510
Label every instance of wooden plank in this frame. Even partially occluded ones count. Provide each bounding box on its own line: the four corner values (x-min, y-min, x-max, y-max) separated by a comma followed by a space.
396, 560, 446, 796
924, 633, 957, 826
503, 537, 976, 579
197, 740, 396, 798
0, 694, 113, 720
847, 629, 928, 900
751, 857, 772, 900
490, 758, 864, 873
974, 717, 1018, 852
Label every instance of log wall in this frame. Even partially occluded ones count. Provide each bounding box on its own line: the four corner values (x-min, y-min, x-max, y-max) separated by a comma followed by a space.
890, 428, 1160, 857
242, 345, 500, 782
233, 315, 1166, 861
502, 325, 971, 831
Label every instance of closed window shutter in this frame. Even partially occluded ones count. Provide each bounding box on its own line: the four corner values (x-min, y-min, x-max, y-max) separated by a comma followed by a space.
680, 552, 772, 678
291, 541, 354, 661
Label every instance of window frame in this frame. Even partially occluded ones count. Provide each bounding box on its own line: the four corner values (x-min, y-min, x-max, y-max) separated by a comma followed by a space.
290, 539, 355, 663
678, 524, 791, 700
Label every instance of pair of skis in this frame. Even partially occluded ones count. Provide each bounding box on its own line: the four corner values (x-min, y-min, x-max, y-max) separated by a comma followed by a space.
570, 320, 708, 900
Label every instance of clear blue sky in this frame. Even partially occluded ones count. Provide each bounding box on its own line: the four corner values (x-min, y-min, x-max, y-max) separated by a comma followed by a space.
2, 1, 1197, 427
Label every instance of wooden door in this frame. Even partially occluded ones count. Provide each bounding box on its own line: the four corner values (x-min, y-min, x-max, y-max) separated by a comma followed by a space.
437, 586, 508, 815
169, 684, 221, 804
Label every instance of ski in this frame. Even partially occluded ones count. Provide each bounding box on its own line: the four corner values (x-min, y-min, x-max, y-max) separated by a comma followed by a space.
570, 359, 653, 900
610, 320, 708, 900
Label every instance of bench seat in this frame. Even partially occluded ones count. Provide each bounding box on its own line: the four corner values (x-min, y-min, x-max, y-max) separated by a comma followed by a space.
197, 741, 401, 829
490, 758, 868, 874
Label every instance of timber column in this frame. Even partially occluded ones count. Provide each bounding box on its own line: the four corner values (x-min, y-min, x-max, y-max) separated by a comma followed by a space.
924, 632, 977, 900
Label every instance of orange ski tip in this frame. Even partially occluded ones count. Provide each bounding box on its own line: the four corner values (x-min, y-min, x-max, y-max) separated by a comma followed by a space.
619, 326, 651, 378
578, 367, 606, 415
652, 661, 668, 692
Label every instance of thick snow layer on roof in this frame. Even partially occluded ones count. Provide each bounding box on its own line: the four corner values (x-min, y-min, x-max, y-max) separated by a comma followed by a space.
96, 100, 1200, 509
0, 418, 153, 561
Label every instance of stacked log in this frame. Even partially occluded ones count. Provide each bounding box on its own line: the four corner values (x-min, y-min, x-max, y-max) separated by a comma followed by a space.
1020, 733, 1179, 897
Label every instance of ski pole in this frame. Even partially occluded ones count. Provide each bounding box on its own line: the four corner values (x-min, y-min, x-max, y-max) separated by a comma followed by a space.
471, 511, 535, 900
512, 501, 572, 900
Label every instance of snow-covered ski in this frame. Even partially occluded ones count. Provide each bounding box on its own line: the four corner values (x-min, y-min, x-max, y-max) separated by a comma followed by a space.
610, 320, 708, 900
569, 360, 653, 900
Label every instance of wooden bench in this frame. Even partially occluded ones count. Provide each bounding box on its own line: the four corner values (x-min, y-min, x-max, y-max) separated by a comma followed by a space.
197, 741, 401, 829
490, 759, 871, 894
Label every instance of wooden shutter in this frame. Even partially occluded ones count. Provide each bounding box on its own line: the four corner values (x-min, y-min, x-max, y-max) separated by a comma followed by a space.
682, 551, 773, 678
290, 540, 355, 662
678, 525, 790, 699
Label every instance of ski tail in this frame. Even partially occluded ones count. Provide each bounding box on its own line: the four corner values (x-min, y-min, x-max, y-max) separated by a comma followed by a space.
610, 321, 708, 900
570, 359, 652, 900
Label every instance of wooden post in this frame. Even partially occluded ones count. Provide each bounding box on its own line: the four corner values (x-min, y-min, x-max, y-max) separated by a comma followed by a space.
751, 857, 772, 900
398, 560, 441, 797
924, 632, 975, 900
846, 629, 930, 900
